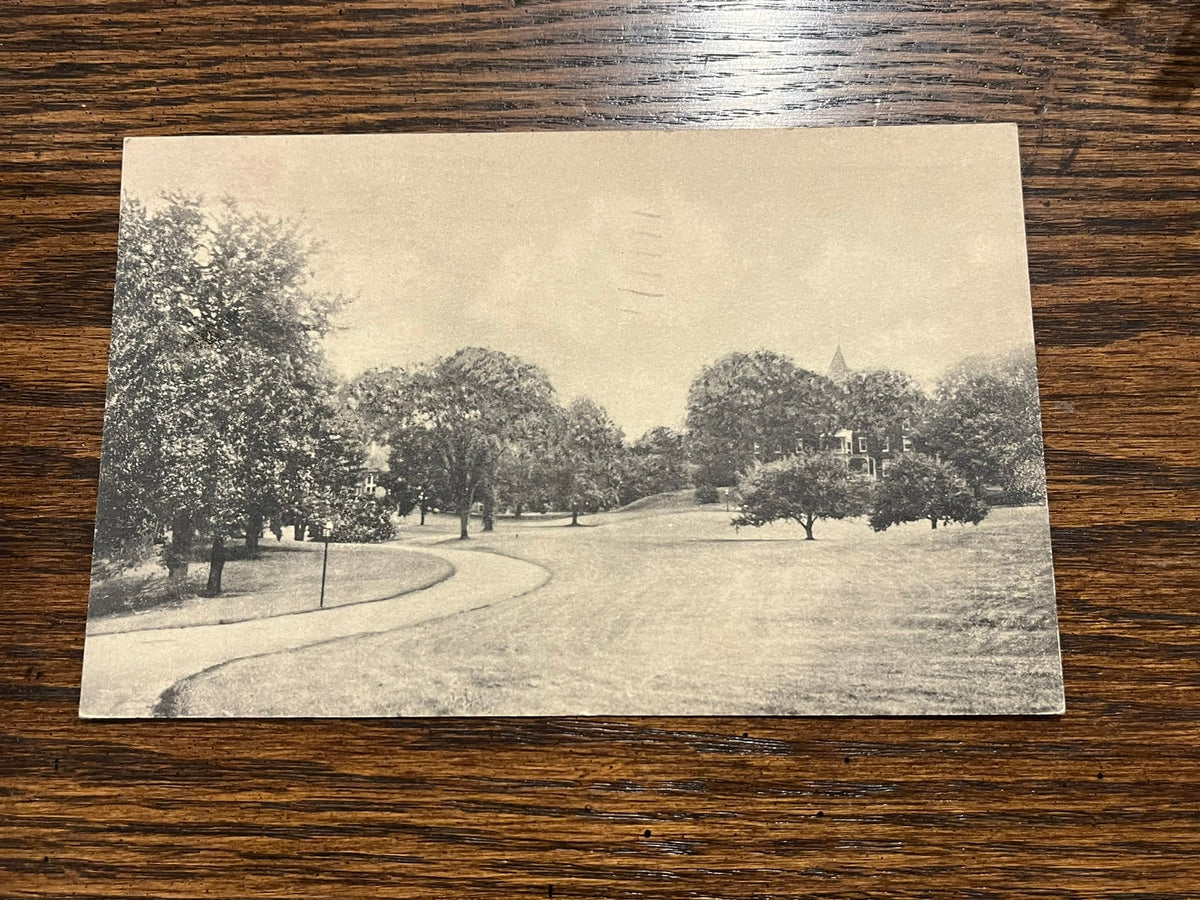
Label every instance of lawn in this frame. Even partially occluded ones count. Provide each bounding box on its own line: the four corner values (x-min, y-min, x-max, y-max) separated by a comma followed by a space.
87, 540, 453, 633
165, 500, 1063, 716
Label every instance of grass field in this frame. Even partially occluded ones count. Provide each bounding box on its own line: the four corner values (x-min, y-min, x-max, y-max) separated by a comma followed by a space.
166, 498, 1063, 716
87, 541, 453, 633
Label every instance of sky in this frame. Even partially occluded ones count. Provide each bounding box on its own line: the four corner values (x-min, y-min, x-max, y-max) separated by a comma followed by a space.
121, 126, 1037, 439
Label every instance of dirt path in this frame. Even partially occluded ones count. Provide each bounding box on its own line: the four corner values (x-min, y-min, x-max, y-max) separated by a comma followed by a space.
78, 542, 549, 718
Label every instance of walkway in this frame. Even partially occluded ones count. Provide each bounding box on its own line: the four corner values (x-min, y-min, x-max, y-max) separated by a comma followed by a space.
78, 542, 549, 718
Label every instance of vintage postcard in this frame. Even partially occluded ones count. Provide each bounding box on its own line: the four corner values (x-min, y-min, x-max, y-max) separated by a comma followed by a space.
80, 125, 1063, 717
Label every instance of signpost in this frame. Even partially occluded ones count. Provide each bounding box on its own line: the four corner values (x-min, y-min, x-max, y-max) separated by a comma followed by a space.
318, 519, 333, 609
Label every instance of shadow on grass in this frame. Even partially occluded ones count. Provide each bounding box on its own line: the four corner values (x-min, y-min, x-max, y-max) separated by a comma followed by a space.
87, 572, 199, 620
87, 543, 316, 620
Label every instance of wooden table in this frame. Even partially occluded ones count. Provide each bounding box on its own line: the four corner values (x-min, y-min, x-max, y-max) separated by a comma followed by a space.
3, 1, 1198, 896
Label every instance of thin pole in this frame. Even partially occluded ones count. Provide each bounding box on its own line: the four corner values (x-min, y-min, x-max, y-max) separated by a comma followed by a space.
319, 537, 330, 609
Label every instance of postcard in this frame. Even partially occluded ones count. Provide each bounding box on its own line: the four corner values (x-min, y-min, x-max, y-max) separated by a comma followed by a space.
80, 125, 1063, 717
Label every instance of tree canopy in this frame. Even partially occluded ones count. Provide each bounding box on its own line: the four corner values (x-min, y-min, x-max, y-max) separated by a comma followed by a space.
98, 197, 1046, 595
919, 349, 1046, 502
733, 454, 864, 540
353, 348, 558, 539
96, 195, 345, 593
685, 350, 839, 487
868, 453, 988, 531
546, 397, 626, 526
619, 426, 691, 506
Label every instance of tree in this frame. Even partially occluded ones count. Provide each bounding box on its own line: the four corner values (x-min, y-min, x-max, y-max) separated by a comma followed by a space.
348, 368, 440, 524
685, 351, 839, 488
188, 200, 341, 593
385, 436, 448, 525
868, 452, 988, 531
840, 369, 926, 479
95, 196, 209, 580
547, 397, 625, 526
494, 418, 558, 518
95, 195, 342, 595
618, 426, 691, 506
359, 349, 557, 540
293, 403, 372, 538
733, 453, 864, 540
919, 349, 1046, 503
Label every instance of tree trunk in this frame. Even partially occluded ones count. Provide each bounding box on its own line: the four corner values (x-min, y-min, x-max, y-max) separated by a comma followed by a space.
294, 521, 306, 542
245, 510, 262, 551
457, 481, 477, 540
482, 484, 495, 532
570, 508, 579, 526
513, 502, 523, 519
165, 512, 193, 585
270, 516, 283, 541
205, 533, 226, 596
419, 503, 427, 526
930, 517, 938, 530
803, 516, 815, 541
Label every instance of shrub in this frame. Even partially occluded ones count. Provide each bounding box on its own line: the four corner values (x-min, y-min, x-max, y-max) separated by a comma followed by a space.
1005, 456, 1048, 505
694, 484, 720, 504
328, 494, 397, 543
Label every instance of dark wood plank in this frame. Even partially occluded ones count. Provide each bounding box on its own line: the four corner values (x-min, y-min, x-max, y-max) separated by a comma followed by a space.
2, 0, 1199, 896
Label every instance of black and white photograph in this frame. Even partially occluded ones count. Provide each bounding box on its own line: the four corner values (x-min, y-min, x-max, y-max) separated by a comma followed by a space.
79, 125, 1064, 718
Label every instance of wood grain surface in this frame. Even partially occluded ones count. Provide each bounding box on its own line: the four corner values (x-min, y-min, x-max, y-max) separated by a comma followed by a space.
3, 0, 1199, 896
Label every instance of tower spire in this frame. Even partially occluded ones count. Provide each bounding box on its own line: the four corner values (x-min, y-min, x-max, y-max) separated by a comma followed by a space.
829, 345, 850, 383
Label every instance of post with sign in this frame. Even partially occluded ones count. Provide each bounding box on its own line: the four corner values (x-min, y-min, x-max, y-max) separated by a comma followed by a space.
319, 519, 333, 609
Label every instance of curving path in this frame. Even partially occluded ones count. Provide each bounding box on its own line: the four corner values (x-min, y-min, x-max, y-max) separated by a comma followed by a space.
78, 542, 549, 718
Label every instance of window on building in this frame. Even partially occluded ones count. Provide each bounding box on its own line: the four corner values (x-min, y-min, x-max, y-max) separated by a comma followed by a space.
882, 437, 890, 452
902, 436, 913, 452
857, 437, 867, 453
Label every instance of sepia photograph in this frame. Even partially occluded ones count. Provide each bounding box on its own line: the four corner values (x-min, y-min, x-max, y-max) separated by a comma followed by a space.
79, 125, 1063, 718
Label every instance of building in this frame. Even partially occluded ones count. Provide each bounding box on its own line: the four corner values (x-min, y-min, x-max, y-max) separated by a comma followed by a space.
356, 442, 390, 498
828, 347, 914, 480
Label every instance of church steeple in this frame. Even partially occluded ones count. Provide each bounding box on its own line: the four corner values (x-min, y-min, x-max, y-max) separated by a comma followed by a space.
829, 345, 850, 383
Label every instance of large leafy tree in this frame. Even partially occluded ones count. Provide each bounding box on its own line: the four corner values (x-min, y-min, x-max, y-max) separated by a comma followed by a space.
547, 397, 626, 526
96, 197, 206, 578
868, 452, 988, 531
385, 435, 448, 525
840, 369, 926, 476
732, 453, 864, 540
919, 349, 1046, 502
359, 349, 557, 540
685, 351, 839, 488
96, 195, 341, 594
494, 414, 559, 518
